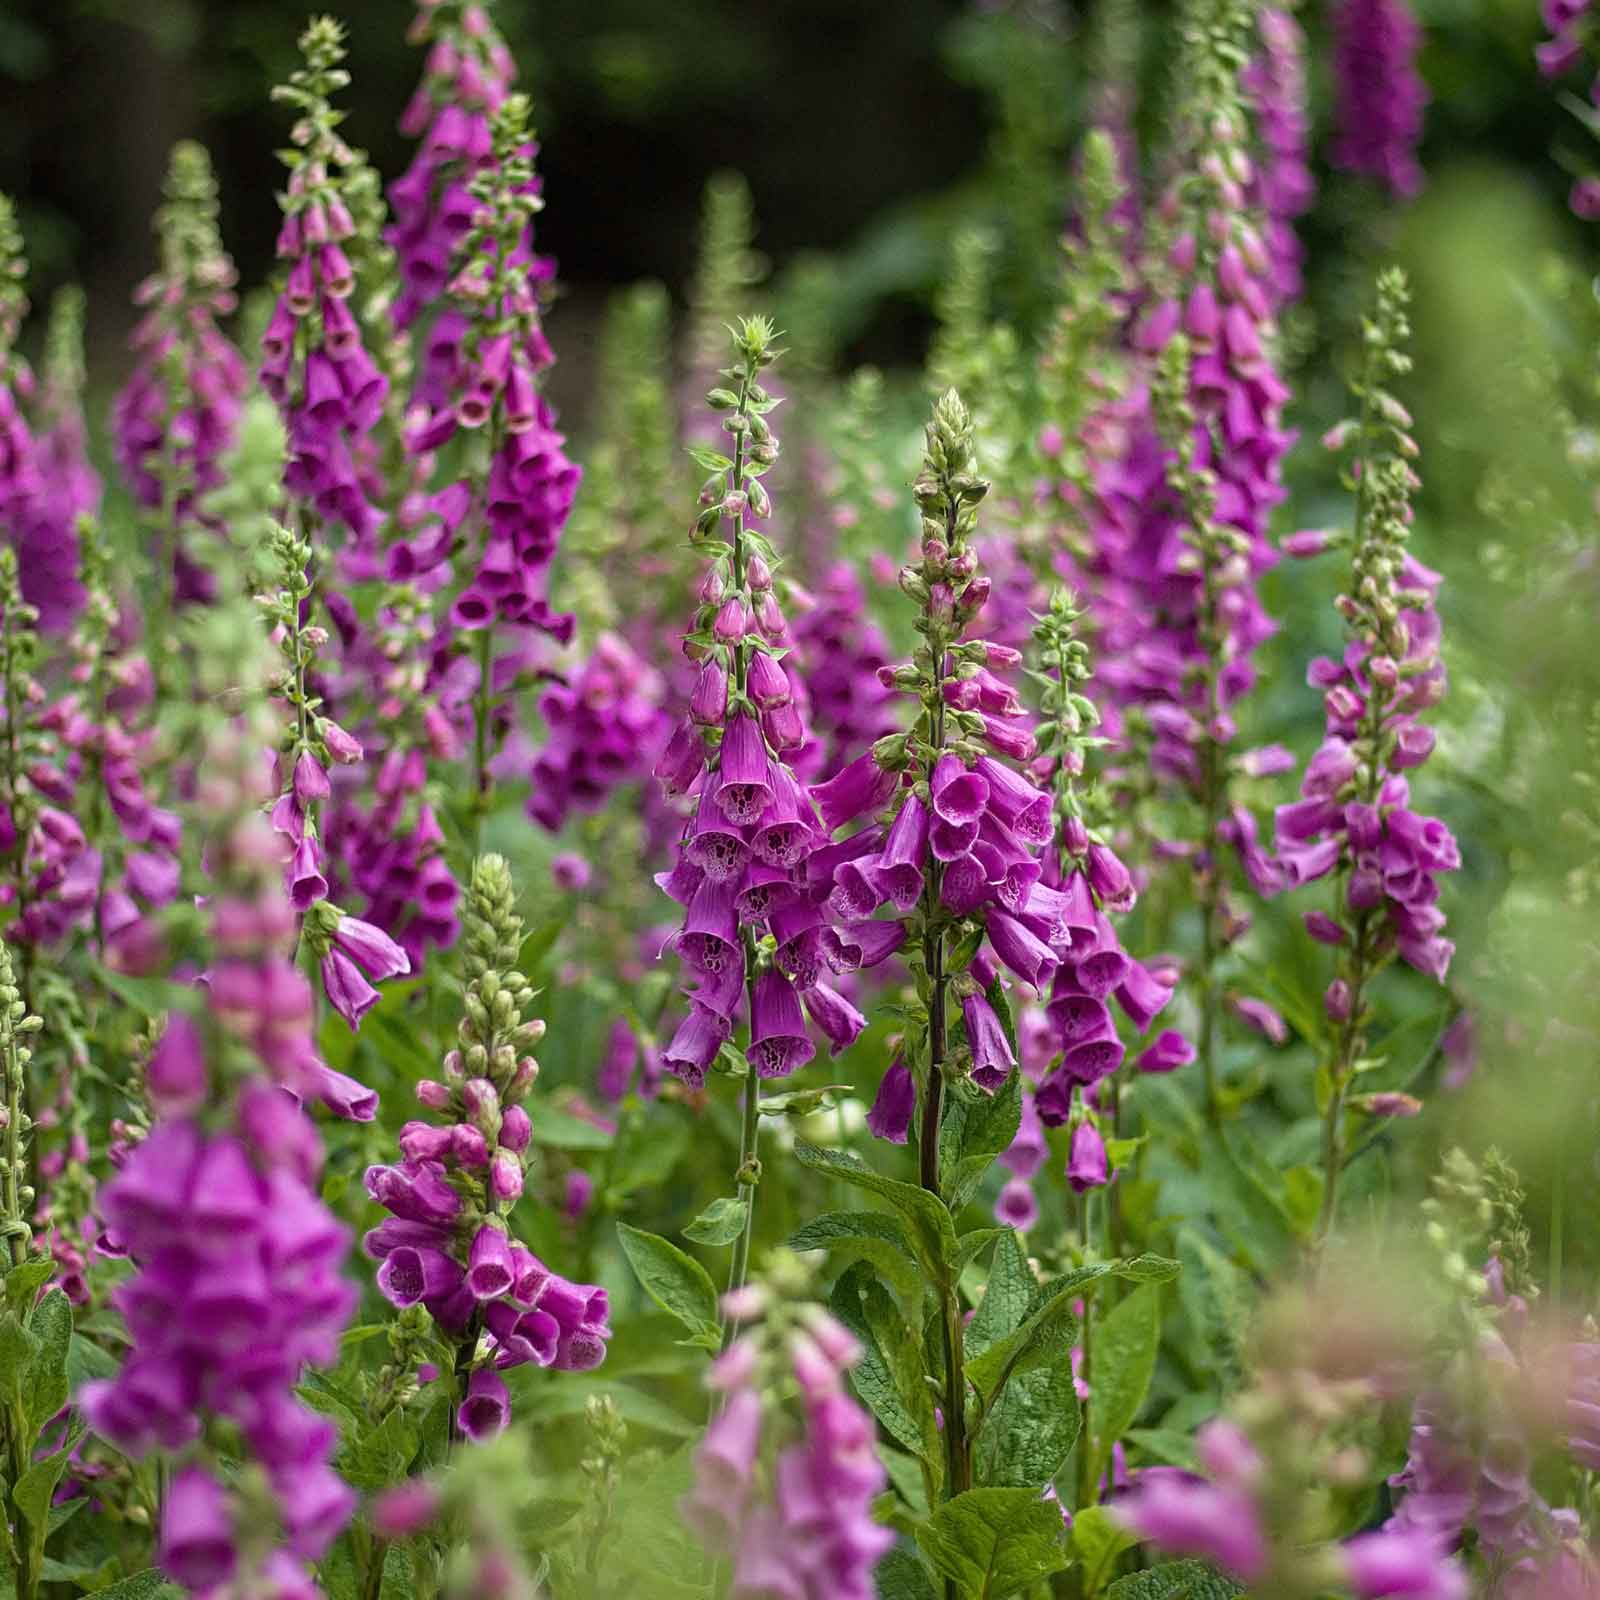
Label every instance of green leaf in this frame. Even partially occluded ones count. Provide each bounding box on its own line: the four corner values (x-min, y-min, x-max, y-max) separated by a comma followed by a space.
1072, 1506, 1138, 1597
1176, 1228, 1249, 1389
943, 1071, 1023, 1214
793, 1143, 957, 1284
0, 1311, 39, 1422
1115, 1254, 1182, 1283
831, 1264, 941, 1472
24, 1288, 72, 1441
12, 1446, 70, 1537
616, 1224, 720, 1345
337, 1406, 419, 1492
965, 1231, 1032, 1359
954, 1228, 1011, 1275
686, 445, 733, 472
789, 1211, 923, 1305
916, 1488, 1071, 1599
1086, 1283, 1160, 1486
683, 1197, 749, 1247
529, 1106, 615, 1150
1124, 1427, 1200, 1472
876, 1542, 940, 1600
974, 1341, 1079, 1489
83, 1571, 182, 1600
3, 1259, 54, 1317
1103, 1560, 1244, 1600
966, 1269, 1097, 1404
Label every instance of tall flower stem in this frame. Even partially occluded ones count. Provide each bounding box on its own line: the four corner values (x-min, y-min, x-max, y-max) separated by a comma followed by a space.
720, 358, 765, 1337
1312, 272, 1422, 1249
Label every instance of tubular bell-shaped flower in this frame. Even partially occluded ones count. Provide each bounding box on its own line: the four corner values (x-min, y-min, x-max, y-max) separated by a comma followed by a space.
1278, 270, 1457, 1241
362, 854, 611, 1439
79, 544, 361, 1594
683, 1257, 893, 1599
261, 19, 390, 562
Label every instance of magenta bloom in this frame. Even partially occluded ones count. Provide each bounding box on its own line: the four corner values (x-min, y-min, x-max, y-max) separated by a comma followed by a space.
866, 1059, 915, 1145
1331, 0, 1427, 199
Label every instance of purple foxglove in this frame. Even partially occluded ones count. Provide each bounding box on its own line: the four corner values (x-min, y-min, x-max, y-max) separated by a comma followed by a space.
866, 1059, 915, 1144
995, 1177, 1040, 1231
986, 909, 1058, 989
1068, 1121, 1109, 1193
819, 918, 905, 974
159, 1466, 237, 1592
715, 712, 774, 827
691, 658, 729, 725
931, 754, 989, 827
961, 993, 1015, 1091
466, 1225, 516, 1300
1114, 960, 1177, 1033
801, 983, 866, 1056
663, 1004, 730, 1087
809, 753, 898, 833
320, 948, 381, 1029
378, 1244, 465, 1308
748, 971, 815, 1079
746, 648, 791, 710
332, 915, 411, 980
147, 1014, 208, 1116
457, 1367, 511, 1442
286, 835, 329, 912
1139, 1031, 1197, 1074
871, 795, 929, 911
975, 756, 1052, 844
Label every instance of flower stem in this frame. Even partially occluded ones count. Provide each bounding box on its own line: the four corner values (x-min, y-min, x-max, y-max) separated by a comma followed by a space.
719, 364, 763, 1341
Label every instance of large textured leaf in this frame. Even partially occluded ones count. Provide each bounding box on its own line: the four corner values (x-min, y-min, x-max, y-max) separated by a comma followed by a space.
1176, 1227, 1248, 1389
942, 1070, 1023, 1214
916, 1488, 1071, 1599
1086, 1283, 1160, 1484
974, 1346, 1079, 1489
616, 1224, 719, 1345
793, 1143, 957, 1283
1104, 1560, 1244, 1600
832, 1264, 941, 1472
876, 1542, 940, 1600
789, 1211, 923, 1304
965, 1230, 1033, 1359
85, 1572, 181, 1600
24, 1289, 72, 1443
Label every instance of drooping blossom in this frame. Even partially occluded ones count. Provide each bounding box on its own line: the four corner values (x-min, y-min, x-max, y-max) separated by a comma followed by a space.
683, 1283, 893, 1600
362, 855, 611, 1437
82, 727, 363, 1595
1331, 0, 1427, 200
656, 321, 873, 1089
1277, 273, 1458, 993
528, 633, 671, 831
260, 20, 390, 564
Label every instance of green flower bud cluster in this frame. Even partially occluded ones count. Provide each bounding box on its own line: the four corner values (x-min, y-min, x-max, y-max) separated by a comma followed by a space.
0, 195, 29, 374
0, 938, 42, 1267
452, 854, 545, 1101
1332, 269, 1423, 667
0, 550, 44, 888
1030, 589, 1112, 864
